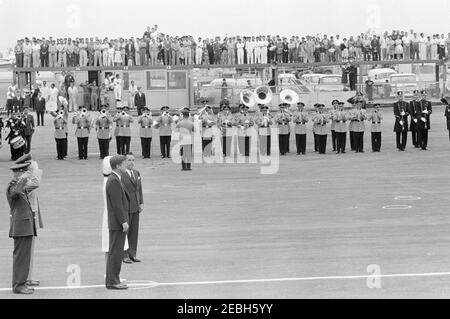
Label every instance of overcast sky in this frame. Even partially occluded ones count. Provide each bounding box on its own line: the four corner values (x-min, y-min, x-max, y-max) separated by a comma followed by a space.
0, 0, 449, 52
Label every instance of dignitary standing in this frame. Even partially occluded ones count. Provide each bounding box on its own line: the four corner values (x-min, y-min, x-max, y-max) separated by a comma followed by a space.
113, 107, 133, 155
138, 107, 154, 159
34, 91, 46, 127
156, 106, 173, 158
292, 102, 308, 155
105, 155, 129, 290
134, 87, 146, 116
274, 103, 291, 156
6, 160, 36, 294
367, 104, 383, 152
393, 92, 409, 151
72, 108, 92, 160
333, 102, 348, 154
96, 108, 113, 159
176, 108, 195, 171
415, 90, 432, 150
122, 153, 144, 263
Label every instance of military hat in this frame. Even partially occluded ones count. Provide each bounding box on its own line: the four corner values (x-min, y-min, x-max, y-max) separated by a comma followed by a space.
143, 106, 150, 111
260, 105, 269, 110
181, 107, 191, 114
314, 103, 325, 108
441, 97, 450, 105
160, 106, 169, 111
338, 102, 345, 105
240, 103, 249, 110
420, 90, 427, 95
15, 153, 32, 165
297, 102, 305, 107
331, 99, 340, 105
397, 91, 404, 96
278, 103, 288, 108
122, 106, 130, 111
205, 105, 212, 110
413, 89, 419, 94
373, 103, 381, 108
10, 163, 31, 171
221, 104, 231, 110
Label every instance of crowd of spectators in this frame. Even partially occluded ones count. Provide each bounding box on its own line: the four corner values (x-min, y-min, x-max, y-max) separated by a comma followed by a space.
11, 26, 450, 68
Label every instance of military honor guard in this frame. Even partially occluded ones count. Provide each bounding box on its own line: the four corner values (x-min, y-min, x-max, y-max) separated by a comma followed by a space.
6, 158, 37, 294
255, 104, 272, 156
313, 104, 329, 154
199, 105, 217, 157
53, 110, 68, 160
393, 91, 409, 151
156, 106, 173, 158
274, 103, 291, 156
292, 102, 308, 155
367, 104, 383, 152
442, 97, 450, 142
416, 90, 432, 150
409, 90, 421, 148
333, 102, 348, 154
72, 108, 92, 160
113, 106, 134, 155
96, 107, 113, 159
217, 103, 234, 157
137, 107, 154, 159
176, 107, 195, 171
330, 100, 339, 152
236, 104, 254, 157
351, 99, 367, 153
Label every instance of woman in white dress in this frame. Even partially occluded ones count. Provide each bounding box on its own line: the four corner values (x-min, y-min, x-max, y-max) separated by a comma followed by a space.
102, 156, 128, 269
394, 38, 403, 60
107, 43, 115, 67
114, 40, 123, 66
47, 83, 59, 112
418, 33, 427, 60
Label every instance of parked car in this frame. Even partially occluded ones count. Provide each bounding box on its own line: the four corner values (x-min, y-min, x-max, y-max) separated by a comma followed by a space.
389, 73, 419, 97
368, 68, 397, 85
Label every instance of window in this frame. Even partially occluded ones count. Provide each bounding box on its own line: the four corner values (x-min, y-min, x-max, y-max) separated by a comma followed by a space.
146, 71, 166, 90
168, 72, 187, 90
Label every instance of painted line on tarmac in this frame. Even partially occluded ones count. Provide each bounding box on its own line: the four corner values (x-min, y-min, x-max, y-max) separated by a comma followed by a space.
382, 205, 412, 210
2, 271, 450, 292
395, 196, 421, 201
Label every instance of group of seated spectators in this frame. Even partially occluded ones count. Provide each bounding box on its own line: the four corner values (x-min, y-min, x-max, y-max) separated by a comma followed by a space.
11, 25, 450, 68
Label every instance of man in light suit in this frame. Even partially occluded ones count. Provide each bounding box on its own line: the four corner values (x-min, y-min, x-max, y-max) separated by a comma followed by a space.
105, 155, 129, 290
122, 153, 144, 263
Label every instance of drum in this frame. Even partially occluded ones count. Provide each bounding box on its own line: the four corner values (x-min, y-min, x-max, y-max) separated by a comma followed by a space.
10, 136, 25, 150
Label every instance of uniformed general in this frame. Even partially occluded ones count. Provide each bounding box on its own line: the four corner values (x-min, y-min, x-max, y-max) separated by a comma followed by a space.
333, 102, 348, 154
393, 91, 409, 151
200, 105, 217, 157
330, 99, 339, 152
217, 104, 235, 157
255, 104, 272, 156
409, 90, 421, 148
367, 103, 383, 152
156, 106, 173, 158
95, 107, 113, 159
274, 103, 291, 156
176, 107, 195, 171
113, 106, 134, 155
313, 104, 329, 154
72, 108, 92, 160
236, 104, 254, 157
416, 90, 432, 150
350, 99, 367, 153
292, 102, 308, 155
138, 107, 154, 159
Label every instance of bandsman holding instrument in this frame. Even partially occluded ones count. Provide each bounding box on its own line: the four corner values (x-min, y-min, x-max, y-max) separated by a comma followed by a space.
367, 103, 383, 152
96, 107, 113, 159
236, 103, 254, 157
176, 107, 195, 171
217, 103, 235, 157
350, 98, 367, 153
255, 104, 272, 156
137, 107, 154, 159
415, 90, 432, 150
442, 97, 450, 142
312, 106, 319, 152
292, 102, 308, 155
333, 102, 348, 154
312, 104, 329, 154
53, 109, 68, 160
6, 113, 26, 161
409, 90, 421, 148
393, 91, 409, 151
274, 103, 291, 156
330, 99, 339, 152
113, 106, 134, 155
199, 105, 217, 157
155, 106, 173, 158
72, 107, 92, 160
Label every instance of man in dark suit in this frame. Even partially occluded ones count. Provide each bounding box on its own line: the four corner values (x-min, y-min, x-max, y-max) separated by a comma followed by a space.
6, 160, 36, 294
22, 107, 35, 154
416, 90, 432, 150
134, 87, 146, 116
122, 153, 144, 263
34, 92, 46, 126
105, 155, 130, 290
125, 39, 135, 66
393, 91, 409, 151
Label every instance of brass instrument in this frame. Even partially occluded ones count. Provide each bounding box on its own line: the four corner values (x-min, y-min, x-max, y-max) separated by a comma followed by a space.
254, 86, 273, 105
279, 89, 300, 105
240, 89, 257, 108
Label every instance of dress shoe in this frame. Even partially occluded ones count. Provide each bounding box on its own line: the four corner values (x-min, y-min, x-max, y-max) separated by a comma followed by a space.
123, 258, 133, 264
106, 284, 128, 290
26, 280, 40, 286
13, 287, 34, 294
130, 257, 141, 263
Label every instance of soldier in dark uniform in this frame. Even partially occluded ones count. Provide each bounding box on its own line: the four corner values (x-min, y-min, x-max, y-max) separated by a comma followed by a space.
393, 91, 409, 151
176, 107, 195, 171
96, 107, 113, 159
442, 97, 450, 142
415, 90, 432, 150
409, 90, 420, 148
72, 108, 92, 160
138, 107, 154, 159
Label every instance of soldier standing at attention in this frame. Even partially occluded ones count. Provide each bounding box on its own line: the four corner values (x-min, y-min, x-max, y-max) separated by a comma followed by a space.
330, 100, 339, 152
156, 106, 173, 158
442, 97, 450, 142
313, 104, 329, 154
367, 103, 383, 152
333, 102, 348, 154
96, 107, 113, 159
409, 90, 420, 148
274, 103, 291, 156
138, 107, 154, 159
255, 104, 272, 156
351, 98, 367, 153
72, 107, 92, 160
113, 106, 134, 155
415, 90, 432, 150
292, 102, 308, 155
393, 91, 409, 151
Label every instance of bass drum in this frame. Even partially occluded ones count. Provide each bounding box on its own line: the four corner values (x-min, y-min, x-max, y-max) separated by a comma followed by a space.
10, 136, 25, 150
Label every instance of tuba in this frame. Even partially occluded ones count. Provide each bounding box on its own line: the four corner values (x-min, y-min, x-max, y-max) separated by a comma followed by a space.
280, 89, 300, 105
254, 86, 273, 105
240, 89, 257, 108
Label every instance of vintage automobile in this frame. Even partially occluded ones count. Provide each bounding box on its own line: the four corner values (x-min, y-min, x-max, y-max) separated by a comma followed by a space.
368, 68, 398, 85
307, 74, 349, 92
389, 73, 419, 97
